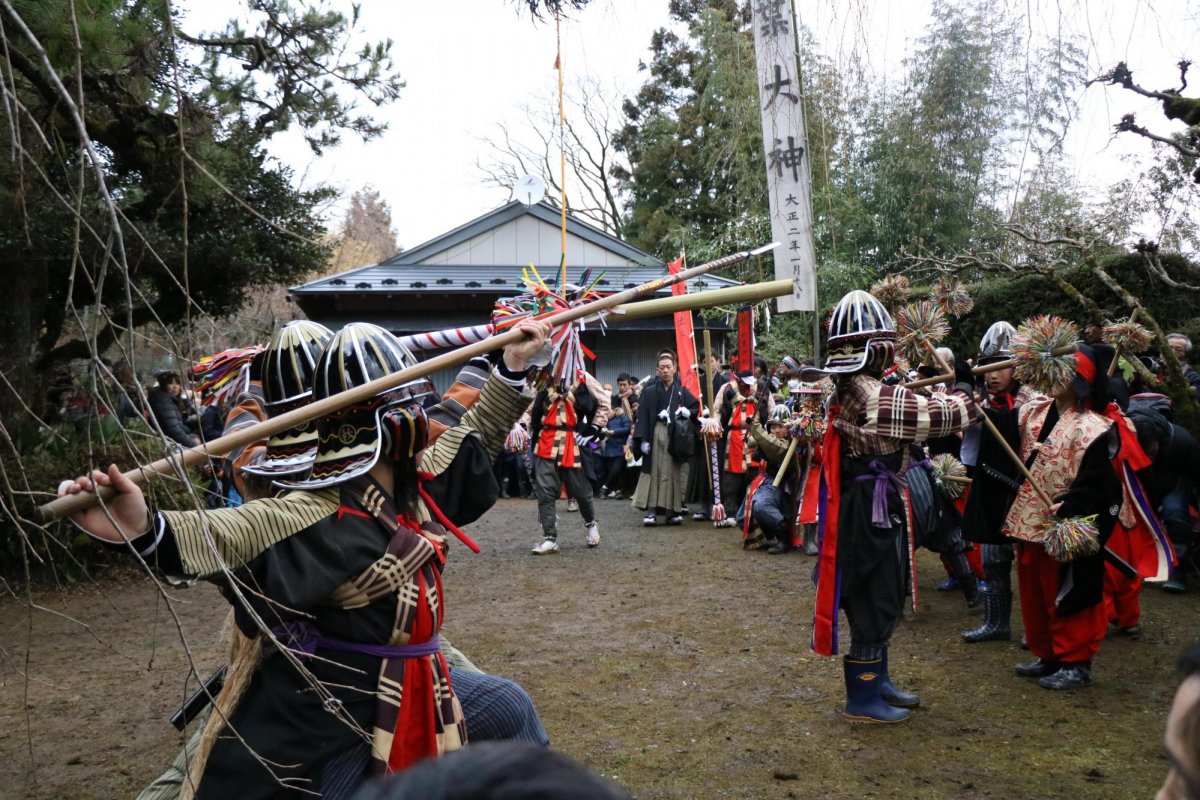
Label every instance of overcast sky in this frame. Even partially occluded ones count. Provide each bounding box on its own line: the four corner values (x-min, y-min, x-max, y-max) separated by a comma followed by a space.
184, 1, 1200, 252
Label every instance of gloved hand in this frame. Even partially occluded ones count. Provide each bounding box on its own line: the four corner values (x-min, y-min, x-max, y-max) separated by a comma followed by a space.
676, 406, 691, 419
640, 441, 651, 455
657, 408, 670, 422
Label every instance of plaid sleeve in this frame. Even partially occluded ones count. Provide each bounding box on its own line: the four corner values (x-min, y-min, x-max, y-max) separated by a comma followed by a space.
862, 384, 980, 443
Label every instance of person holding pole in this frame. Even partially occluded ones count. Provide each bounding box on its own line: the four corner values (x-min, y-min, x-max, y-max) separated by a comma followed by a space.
58, 319, 550, 798
809, 290, 981, 724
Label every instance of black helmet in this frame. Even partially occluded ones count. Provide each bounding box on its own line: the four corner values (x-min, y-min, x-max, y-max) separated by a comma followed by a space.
260, 320, 334, 409
282, 323, 436, 488
822, 290, 897, 374
241, 320, 333, 480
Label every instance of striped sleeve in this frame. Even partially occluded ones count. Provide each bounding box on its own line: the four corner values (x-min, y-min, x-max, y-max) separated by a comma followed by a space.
159, 489, 339, 578
420, 372, 530, 476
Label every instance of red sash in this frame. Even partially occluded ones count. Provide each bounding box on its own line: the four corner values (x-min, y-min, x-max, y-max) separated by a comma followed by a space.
811, 405, 842, 656
726, 398, 755, 473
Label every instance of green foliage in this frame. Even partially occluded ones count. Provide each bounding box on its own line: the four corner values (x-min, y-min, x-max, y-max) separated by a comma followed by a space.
0, 418, 200, 584
0, 0, 410, 430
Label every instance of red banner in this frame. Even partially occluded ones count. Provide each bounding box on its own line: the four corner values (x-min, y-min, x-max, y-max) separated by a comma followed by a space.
668, 255, 700, 397
735, 306, 754, 373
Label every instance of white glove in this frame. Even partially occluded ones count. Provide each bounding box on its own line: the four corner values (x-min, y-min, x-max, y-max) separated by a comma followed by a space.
676, 406, 691, 419
657, 408, 670, 422
640, 441, 651, 455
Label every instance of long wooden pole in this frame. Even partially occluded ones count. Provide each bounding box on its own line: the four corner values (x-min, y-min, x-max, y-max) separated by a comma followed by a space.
904, 343, 1078, 391
39, 244, 778, 522
925, 345, 1055, 508
609, 279, 792, 321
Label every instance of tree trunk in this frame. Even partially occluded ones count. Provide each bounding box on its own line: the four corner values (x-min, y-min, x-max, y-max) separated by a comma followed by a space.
0, 258, 50, 435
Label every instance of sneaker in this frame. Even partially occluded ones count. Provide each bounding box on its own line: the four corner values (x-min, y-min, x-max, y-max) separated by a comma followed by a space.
692, 511, 709, 521
566, 498, 579, 512
1106, 623, 1141, 640
666, 514, 684, 526
642, 514, 657, 527
714, 518, 737, 529
586, 521, 600, 547
531, 538, 560, 555
1038, 663, 1094, 690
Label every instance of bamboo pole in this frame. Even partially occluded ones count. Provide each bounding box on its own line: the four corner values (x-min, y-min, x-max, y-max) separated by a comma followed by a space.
608, 279, 793, 321
40, 244, 779, 522
772, 437, 799, 487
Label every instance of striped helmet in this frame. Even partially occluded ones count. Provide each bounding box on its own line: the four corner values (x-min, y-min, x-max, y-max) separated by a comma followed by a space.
822, 290, 897, 374
281, 323, 437, 488
241, 320, 334, 479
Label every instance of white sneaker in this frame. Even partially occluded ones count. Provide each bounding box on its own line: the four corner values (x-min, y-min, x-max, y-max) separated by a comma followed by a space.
586, 521, 600, 548
531, 538, 560, 555
566, 497, 579, 512
714, 518, 737, 529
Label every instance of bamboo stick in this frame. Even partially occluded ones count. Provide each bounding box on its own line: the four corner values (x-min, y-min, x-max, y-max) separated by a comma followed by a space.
40, 244, 778, 522
772, 437, 799, 487
904, 342, 1079, 391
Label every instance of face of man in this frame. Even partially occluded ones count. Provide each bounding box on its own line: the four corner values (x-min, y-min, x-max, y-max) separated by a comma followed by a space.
618, 379, 632, 396
1159, 675, 1200, 800
1083, 324, 1103, 344
984, 366, 1015, 396
1169, 338, 1190, 362
657, 357, 677, 385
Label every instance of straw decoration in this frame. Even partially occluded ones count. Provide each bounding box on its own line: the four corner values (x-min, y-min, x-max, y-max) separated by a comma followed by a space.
929, 453, 968, 500
895, 300, 951, 365
869, 274, 911, 311
1010, 315, 1079, 394
1041, 514, 1101, 563
931, 275, 974, 317
1102, 318, 1153, 355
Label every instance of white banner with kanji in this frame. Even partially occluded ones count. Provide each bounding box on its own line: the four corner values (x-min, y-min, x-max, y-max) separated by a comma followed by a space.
751, 0, 816, 312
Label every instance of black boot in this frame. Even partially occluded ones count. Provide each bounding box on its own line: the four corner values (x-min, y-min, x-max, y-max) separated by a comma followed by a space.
950, 552, 980, 609
803, 522, 819, 555
1038, 662, 1094, 690
878, 648, 920, 708
767, 529, 791, 554
961, 589, 1011, 643
843, 657, 910, 723
1015, 657, 1059, 678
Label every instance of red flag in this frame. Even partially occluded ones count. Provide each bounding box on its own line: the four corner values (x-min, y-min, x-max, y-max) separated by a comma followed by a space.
734, 306, 754, 373
668, 254, 699, 397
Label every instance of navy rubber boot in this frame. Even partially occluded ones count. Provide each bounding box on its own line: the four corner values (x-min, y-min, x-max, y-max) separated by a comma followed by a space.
843, 657, 911, 723
878, 649, 920, 708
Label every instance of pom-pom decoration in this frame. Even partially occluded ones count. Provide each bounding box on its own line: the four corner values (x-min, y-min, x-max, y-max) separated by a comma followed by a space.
930, 275, 974, 317
929, 453, 968, 500
1103, 318, 1153, 355
1041, 514, 1101, 563
492, 262, 608, 389
1010, 315, 1080, 394
189, 346, 264, 407
504, 424, 530, 454
787, 408, 826, 442
894, 300, 951, 366
869, 274, 911, 312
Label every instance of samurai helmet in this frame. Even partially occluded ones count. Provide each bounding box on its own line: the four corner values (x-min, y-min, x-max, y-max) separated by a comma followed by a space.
768, 404, 792, 424
822, 290, 897, 374
241, 320, 334, 479
280, 323, 437, 488
977, 321, 1017, 366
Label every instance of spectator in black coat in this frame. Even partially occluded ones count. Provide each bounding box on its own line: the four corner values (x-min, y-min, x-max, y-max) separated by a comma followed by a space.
147, 371, 199, 447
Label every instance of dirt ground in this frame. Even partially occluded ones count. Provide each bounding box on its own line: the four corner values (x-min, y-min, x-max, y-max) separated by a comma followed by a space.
1, 495, 1192, 799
